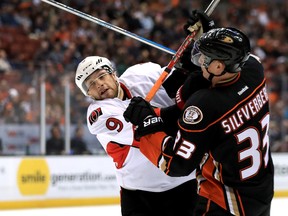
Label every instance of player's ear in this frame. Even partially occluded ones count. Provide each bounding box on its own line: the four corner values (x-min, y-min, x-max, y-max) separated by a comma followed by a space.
214, 60, 225, 75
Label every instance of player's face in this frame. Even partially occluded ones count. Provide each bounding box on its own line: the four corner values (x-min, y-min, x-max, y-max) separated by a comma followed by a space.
198, 54, 212, 78
198, 54, 225, 80
85, 69, 118, 100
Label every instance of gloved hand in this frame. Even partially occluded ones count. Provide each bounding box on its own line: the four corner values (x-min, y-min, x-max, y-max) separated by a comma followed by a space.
124, 97, 164, 139
183, 10, 215, 40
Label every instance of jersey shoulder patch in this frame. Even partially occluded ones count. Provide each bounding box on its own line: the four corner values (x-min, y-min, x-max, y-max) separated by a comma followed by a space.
88, 107, 103, 125
87, 99, 129, 129
179, 89, 215, 131
183, 106, 203, 124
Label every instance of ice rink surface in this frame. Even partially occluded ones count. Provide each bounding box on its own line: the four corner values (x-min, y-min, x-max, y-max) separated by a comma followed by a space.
1, 198, 287, 216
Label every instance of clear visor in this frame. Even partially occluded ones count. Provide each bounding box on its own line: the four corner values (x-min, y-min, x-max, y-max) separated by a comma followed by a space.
191, 42, 212, 68
191, 42, 202, 67
82, 67, 113, 93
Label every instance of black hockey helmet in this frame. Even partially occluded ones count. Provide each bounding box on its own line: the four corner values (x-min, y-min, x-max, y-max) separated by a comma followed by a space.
192, 27, 251, 72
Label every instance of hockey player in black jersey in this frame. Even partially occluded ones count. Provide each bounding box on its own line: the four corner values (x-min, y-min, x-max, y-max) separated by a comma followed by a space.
124, 27, 274, 215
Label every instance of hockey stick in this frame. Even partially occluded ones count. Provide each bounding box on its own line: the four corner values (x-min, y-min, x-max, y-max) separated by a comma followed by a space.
40, 0, 176, 55
145, 0, 220, 102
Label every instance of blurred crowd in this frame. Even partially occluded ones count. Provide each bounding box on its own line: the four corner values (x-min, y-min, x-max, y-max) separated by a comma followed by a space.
0, 0, 287, 152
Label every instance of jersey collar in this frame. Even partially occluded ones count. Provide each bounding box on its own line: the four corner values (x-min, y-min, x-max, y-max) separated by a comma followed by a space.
120, 82, 132, 100
214, 73, 240, 87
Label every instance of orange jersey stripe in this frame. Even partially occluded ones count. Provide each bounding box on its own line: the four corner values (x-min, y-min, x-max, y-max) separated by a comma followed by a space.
139, 132, 167, 167
199, 156, 245, 215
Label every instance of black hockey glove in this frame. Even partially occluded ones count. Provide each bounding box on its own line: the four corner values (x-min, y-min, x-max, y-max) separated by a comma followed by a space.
124, 97, 164, 139
183, 10, 216, 38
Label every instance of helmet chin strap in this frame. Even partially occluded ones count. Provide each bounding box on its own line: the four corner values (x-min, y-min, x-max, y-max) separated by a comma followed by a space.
205, 66, 226, 81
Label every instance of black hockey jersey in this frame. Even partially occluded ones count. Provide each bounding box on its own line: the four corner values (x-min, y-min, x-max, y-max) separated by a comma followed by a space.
138, 56, 274, 215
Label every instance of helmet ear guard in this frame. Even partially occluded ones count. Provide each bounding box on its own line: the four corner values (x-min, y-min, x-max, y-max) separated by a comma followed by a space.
75, 56, 114, 96
226, 54, 250, 72
192, 27, 251, 73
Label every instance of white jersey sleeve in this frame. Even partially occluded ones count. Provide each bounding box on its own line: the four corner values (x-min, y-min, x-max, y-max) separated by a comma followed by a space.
87, 98, 133, 149
119, 62, 175, 107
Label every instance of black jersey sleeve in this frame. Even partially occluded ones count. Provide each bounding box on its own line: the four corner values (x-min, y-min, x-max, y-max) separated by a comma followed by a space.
160, 104, 181, 137
161, 89, 216, 176
180, 72, 211, 102
162, 68, 189, 98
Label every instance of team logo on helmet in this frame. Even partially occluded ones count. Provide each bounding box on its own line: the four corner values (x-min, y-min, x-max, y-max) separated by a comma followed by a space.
220, 36, 234, 44
183, 106, 203, 124
89, 107, 103, 125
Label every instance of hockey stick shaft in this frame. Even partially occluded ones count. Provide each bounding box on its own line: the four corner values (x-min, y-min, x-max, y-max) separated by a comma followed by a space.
145, 0, 220, 102
41, 0, 176, 55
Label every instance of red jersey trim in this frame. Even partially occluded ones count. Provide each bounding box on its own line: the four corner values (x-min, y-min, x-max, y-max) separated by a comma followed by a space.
120, 82, 132, 99
154, 107, 161, 116
106, 141, 130, 169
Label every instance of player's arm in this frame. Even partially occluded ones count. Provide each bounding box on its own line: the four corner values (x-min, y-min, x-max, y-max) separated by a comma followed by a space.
123, 96, 207, 176
157, 104, 181, 137
88, 100, 136, 168
162, 8, 215, 99
139, 127, 209, 177
162, 68, 189, 99
159, 72, 211, 136
87, 101, 134, 144
138, 107, 211, 177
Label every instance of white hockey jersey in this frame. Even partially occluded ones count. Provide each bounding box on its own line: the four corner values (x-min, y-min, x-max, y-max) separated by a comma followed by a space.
87, 62, 195, 192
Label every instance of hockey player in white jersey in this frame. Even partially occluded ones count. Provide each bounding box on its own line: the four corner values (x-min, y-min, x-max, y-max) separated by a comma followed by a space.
75, 56, 197, 216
